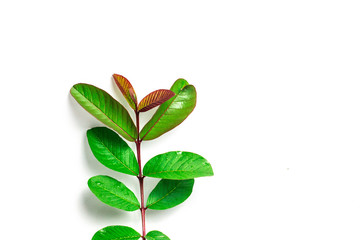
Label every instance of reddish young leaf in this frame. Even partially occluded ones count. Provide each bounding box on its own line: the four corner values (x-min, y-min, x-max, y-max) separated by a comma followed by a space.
113, 74, 138, 110
138, 89, 175, 112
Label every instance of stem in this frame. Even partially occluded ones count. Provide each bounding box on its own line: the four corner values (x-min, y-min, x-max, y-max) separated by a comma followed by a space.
135, 111, 146, 239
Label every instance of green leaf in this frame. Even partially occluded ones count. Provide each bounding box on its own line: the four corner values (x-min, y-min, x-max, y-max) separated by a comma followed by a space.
143, 151, 214, 180
113, 74, 138, 111
70, 83, 137, 141
87, 127, 139, 176
92, 225, 141, 240
140, 79, 196, 141
147, 179, 194, 210
88, 175, 140, 211
145, 231, 170, 240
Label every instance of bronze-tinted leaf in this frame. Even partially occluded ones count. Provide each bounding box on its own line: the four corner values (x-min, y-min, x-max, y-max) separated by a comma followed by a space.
138, 89, 175, 112
113, 74, 138, 110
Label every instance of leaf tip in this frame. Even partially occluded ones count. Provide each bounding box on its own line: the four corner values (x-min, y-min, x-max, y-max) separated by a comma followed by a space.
69, 84, 79, 95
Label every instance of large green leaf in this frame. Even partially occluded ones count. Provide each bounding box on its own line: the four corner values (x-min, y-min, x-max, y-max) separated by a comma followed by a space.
92, 225, 141, 240
88, 175, 140, 211
143, 151, 213, 179
147, 179, 194, 210
145, 231, 170, 240
140, 79, 196, 141
87, 127, 139, 176
70, 83, 137, 141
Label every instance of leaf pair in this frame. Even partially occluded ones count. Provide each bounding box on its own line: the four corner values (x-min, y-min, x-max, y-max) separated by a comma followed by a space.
70, 75, 197, 141
87, 127, 214, 179
113, 74, 175, 113
113, 75, 198, 141
88, 175, 195, 212
92, 226, 169, 240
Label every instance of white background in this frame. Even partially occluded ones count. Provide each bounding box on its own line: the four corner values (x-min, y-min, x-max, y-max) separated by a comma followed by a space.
1, 0, 360, 239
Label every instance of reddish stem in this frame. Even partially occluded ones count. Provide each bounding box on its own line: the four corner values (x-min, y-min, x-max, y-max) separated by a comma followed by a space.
135, 111, 146, 239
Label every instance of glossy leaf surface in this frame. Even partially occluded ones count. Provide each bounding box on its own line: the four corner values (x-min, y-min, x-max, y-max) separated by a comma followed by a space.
70, 83, 137, 141
87, 127, 139, 176
143, 151, 213, 179
113, 74, 138, 110
147, 179, 194, 210
92, 225, 141, 240
138, 89, 175, 112
140, 79, 196, 140
145, 231, 170, 240
88, 175, 140, 211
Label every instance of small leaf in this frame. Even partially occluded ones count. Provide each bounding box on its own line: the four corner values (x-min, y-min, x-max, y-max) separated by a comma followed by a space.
92, 225, 141, 240
88, 175, 140, 211
113, 74, 138, 110
140, 79, 196, 141
138, 89, 175, 112
143, 151, 213, 179
147, 179, 194, 210
145, 230, 170, 240
70, 83, 137, 141
87, 127, 139, 176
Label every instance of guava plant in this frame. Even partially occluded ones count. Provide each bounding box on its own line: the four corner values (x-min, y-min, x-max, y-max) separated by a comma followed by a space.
70, 74, 214, 240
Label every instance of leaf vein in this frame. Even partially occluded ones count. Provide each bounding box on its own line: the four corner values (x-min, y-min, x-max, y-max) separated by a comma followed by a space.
93, 133, 137, 175
96, 184, 139, 209
73, 86, 135, 141
147, 181, 182, 208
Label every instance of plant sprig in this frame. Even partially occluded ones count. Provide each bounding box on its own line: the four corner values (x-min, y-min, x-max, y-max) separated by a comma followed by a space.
71, 74, 214, 240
